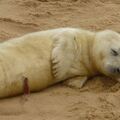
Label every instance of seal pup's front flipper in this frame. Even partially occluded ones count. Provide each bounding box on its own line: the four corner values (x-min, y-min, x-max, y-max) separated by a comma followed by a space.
52, 30, 78, 82
63, 76, 87, 89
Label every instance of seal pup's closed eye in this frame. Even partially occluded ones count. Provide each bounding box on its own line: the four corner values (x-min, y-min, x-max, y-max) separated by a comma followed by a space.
111, 49, 119, 56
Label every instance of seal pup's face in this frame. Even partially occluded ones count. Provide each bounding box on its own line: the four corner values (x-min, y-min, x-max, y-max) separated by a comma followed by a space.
94, 30, 120, 78
101, 43, 120, 78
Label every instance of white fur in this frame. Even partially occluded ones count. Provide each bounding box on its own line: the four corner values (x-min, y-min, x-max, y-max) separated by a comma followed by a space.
0, 28, 119, 98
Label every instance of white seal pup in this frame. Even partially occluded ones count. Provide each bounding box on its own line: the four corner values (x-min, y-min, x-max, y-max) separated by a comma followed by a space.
0, 28, 120, 98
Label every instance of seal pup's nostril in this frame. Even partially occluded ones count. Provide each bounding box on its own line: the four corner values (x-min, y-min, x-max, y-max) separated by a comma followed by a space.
116, 68, 120, 73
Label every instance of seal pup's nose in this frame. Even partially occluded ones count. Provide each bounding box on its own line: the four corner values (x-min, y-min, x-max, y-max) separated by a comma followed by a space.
110, 67, 120, 74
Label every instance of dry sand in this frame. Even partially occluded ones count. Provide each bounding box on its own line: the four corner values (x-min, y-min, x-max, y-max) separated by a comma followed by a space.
0, 0, 120, 120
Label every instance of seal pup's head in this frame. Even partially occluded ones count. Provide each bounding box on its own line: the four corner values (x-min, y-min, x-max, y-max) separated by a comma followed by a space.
93, 30, 120, 79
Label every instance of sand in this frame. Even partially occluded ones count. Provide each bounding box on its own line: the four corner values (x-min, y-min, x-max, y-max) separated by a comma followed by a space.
0, 0, 120, 120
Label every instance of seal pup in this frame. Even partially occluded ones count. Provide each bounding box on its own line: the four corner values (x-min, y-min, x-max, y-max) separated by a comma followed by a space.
0, 28, 120, 98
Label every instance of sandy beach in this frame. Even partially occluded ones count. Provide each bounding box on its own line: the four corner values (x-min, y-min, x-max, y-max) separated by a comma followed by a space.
0, 0, 120, 120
